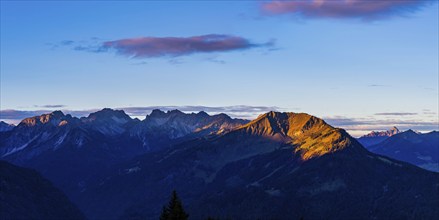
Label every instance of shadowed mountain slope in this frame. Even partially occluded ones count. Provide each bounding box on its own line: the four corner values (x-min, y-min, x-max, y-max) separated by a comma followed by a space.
0, 161, 85, 220
366, 130, 439, 172
0, 121, 14, 132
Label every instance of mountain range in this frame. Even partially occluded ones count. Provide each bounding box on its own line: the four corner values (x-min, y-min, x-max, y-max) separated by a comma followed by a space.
356, 127, 439, 172
1, 109, 438, 219
366, 130, 439, 172
0, 108, 247, 207
357, 126, 401, 147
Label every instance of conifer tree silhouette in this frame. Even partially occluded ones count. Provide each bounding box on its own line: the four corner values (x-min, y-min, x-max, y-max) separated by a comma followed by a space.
160, 190, 189, 220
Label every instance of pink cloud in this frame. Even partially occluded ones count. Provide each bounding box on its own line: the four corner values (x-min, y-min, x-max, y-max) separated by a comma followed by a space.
261, 0, 433, 20
102, 34, 272, 58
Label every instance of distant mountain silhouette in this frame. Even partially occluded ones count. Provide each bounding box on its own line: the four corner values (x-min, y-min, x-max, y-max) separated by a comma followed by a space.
366, 130, 439, 172
130, 109, 248, 151
0, 160, 85, 220
0, 108, 247, 159
357, 126, 401, 147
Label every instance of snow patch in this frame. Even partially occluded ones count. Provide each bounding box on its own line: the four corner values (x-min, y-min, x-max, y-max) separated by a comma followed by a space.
76, 136, 85, 147
306, 179, 346, 196
40, 131, 51, 141
2, 136, 39, 157
252, 165, 285, 186
248, 182, 261, 187
150, 117, 170, 126
111, 116, 128, 124
377, 156, 402, 167
265, 188, 282, 197
54, 132, 68, 149
126, 166, 141, 174
417, 155, 432, 161
419, 163, 439, 172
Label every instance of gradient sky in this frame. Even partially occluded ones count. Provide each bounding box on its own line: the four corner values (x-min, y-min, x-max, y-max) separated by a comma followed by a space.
1, 0, 438, 136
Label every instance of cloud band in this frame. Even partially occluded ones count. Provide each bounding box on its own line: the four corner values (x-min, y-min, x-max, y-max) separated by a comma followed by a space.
262, 0, 434, 20
66, 35, 274, 58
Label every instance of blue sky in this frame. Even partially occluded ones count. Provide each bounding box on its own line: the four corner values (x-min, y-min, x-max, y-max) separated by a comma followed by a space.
1, 0, 438, 136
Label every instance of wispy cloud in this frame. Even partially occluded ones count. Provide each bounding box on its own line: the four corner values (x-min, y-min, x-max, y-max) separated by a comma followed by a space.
374, 112, 418, 116
60, 35, 274, 59
33, 104, 67, 108
60, 40, 74, 46
368, 84, 390, 87
261, 0, 434, 20
422, 109, 437, 115
205, 56, 226, 64
103, 35, 273, 58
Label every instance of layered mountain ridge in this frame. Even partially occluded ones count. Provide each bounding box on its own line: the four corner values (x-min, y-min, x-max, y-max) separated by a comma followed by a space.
0, 108, 248, 215
366, 130, 439, 172
1, 110, 438, 219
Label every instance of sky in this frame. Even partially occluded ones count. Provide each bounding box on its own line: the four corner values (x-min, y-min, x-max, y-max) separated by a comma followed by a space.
0, 0, 438, 136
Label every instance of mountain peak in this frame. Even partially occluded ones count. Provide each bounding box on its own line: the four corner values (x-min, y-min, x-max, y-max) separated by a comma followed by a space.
85, 108, 131, 123
390, 126, 400, 134
245, 111, 293, 136
19, 111, 67, 127
197, 111, 209, 117
167, 109, 184, 115
0, 121, 15, 132
90, 108, 124, 115
361, 126, 401, 138
147, 109, 185, 119
0, 121, 10, 126
398, 129, 420, 138
149, 109, 166, 117
148, 109, 184, 115
80, 109, 132, 135
239, 111, 363, 160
